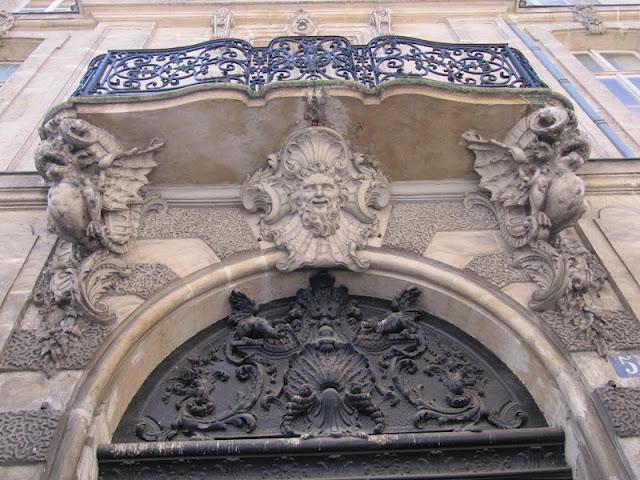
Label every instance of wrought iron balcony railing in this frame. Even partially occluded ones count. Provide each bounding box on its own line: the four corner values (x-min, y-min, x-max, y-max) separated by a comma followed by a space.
73, 35, 546, 97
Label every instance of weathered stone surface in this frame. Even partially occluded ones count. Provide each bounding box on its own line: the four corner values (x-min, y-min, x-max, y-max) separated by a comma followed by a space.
464, 253, 531, 288
0, 371, 80, 412
139, 207, 258, 259
108, 263, 178, 299
597, 385, 640, 437
0, 408, 61, 464
540, 310, 640, 353
382, 202, 497, 254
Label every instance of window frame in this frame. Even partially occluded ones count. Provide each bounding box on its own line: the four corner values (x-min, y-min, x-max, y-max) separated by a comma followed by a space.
573, 49, 640, 118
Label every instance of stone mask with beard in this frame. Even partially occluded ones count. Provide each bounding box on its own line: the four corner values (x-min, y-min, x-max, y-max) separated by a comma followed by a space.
292, 172, 347, 238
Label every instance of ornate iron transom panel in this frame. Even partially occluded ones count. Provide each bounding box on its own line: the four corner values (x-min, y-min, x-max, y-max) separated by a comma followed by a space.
115, 271, 545, 443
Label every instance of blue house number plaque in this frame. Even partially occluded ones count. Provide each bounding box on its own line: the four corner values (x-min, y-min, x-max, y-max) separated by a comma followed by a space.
609, 354, 640, 378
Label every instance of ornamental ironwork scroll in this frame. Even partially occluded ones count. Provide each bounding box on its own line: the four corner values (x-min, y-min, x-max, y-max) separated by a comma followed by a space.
73, 35, 545, 96
114, 271, 545, 443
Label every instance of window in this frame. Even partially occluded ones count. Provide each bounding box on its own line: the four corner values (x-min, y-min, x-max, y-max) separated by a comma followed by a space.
0, 62, 20, 87
574, 50, 640, 118
8, 0, 79, 13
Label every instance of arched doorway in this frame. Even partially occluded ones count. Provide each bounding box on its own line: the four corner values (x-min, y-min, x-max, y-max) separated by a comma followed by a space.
44, 250, 627, 479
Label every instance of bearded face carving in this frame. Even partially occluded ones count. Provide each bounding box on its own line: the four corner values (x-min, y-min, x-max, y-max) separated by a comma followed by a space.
242, 127, 390, 272
294, 173, 346, 238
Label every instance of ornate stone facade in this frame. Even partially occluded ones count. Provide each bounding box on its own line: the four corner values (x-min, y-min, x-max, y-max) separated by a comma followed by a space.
242, 127, 390, 271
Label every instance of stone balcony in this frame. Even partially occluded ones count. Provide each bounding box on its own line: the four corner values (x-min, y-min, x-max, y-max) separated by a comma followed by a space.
49, 35, 558, 186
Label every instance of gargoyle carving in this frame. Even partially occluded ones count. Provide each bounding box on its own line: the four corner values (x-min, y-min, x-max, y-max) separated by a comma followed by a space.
461, 105, 589, 248
461, 105, 620, 356
33, 115, 165, 374
36, 115, 164, 255
242, 127, 390, 271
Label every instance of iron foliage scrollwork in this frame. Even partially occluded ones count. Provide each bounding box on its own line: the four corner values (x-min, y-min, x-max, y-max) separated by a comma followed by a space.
117, 272, 544, 444
74, 35, 545, 96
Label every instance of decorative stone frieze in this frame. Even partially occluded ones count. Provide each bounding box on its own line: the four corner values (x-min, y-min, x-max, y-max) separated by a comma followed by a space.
0, 10, 14, 36
596, 385, 640, 437
382, 202, 498, 254
242, 127, 390, 271
288, 9, 318, 36
464, 253, 530, 288
461, 104, 635, 356
0, 408, 61, 463
573, 1, 606, 35
212, 7, 235, 39
369, 6, 392, 36
139, 207, 258, 258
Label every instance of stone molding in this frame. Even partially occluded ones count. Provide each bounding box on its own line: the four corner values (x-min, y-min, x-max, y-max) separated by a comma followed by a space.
461, 104, 639, 356
596, 385, 640, 437
242, 126, 390, 271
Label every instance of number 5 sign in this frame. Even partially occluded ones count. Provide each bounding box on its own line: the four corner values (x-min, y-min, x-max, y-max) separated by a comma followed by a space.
609, 354, 640, 378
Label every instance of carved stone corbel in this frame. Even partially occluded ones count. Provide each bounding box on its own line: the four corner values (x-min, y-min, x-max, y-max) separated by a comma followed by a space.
0, 11, 14, 36
288, 9, 318, 36
461, 104, 620, 356
212, 7, 234, 39
242, 126, 390, 271
370, 6, 392, 36
573, 1, 606, 35
33, 115, 164, 374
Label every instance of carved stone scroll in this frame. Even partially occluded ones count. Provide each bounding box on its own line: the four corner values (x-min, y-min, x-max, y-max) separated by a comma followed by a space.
242, 127, 390, 271
461, 104, 633, 356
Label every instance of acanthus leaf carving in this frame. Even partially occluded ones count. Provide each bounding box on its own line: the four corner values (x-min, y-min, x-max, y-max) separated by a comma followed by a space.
461, 104, 623, 356
242, 127, 390, 272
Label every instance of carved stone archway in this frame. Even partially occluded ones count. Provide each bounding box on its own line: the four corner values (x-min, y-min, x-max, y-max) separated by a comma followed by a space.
44, 249, 628, 480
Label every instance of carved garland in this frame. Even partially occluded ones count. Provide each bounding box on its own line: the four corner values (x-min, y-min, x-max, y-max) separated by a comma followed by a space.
32, 115, 164, 375
461, 104, 621, 356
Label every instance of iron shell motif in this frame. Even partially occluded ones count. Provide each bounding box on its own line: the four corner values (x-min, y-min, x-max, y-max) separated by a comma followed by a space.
125, 271, 541, 443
